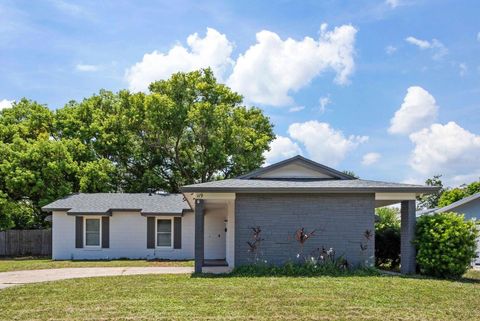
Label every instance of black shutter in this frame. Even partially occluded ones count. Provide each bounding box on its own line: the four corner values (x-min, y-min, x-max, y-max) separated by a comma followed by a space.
147, 217, 155, 249
174, 217, 182, 249
102, 217, 110, 248
75, 216, 83, 248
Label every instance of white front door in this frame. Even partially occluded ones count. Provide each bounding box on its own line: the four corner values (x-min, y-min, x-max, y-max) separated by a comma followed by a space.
204, 210, 227, 260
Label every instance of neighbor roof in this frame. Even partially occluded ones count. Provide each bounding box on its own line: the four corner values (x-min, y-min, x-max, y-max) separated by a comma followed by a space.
417, 192, 480, 216
41, 193, 191, 215
181, 178, 439, 193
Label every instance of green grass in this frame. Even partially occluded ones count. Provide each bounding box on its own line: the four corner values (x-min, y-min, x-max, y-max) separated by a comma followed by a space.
0, 257, 193, 272
0, 271, 478, 321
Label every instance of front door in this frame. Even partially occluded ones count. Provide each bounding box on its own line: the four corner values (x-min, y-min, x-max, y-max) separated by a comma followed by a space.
204, 210, 227, 260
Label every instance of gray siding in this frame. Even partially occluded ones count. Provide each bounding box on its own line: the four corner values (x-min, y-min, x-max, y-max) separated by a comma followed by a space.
234, 193, 375, 267
447, 199, 480, 221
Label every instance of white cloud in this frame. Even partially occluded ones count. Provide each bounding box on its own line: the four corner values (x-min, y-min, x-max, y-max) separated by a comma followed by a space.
385, 45, 397, 55
386, 0, 400, 8
409, 122, 480, 184
362, 152, 381, 166
227, 23, 357, 106
319, 96, 331, 113
0, 99, 14, 110
76, 64, 99, 72
405, 36, 448, 60
389, 86, 438, 135
288, 120, 368, 166
126, 28, 234, 92
264, 136, 302, 165
288, 106, 305, 113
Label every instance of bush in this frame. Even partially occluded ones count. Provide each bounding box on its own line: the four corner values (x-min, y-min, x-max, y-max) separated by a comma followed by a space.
415, 212, 479, 278
231, 261, 380, 277
375, 207, 401, 269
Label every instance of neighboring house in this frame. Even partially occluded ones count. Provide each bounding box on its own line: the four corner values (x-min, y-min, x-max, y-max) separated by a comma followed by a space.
42, 155, 438, 274
417, 193, 480, 266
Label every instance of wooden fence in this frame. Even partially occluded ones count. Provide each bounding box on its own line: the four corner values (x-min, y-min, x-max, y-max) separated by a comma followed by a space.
0, 229, 52, 257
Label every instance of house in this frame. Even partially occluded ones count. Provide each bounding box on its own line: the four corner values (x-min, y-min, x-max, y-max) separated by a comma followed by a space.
417, 192, 480, 266
42, 155, 438, 274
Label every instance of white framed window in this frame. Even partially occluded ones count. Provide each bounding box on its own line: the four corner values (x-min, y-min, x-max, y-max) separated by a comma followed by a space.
84, 217, 101, 247
156, 218, 173, 248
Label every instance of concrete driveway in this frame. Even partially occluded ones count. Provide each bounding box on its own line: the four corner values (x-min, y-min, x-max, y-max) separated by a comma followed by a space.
0, 266, 194, 289
0, 265, 232, 289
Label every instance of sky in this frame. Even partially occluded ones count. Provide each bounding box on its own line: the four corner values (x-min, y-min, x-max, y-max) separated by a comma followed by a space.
0, 0, 479, 187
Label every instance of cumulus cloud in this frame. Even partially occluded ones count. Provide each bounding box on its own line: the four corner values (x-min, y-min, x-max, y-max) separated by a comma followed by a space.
126, 28, 234, 92
264, 136, 302, 165
227, 23, 357, 106
76, 64, 99, 72
405, 36, 448, 60
459, 63, 467, 76
362, 152, 381, 166
409, 122, 480, 184
0, 99, 14, 110
288, 120, 368, 166
389, 86, 438, 135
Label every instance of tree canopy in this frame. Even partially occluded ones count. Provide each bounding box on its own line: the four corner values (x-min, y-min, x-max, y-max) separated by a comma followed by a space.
0, 69, 275, 230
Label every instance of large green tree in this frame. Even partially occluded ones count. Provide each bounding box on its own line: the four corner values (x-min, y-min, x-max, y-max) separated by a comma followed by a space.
0, 69, 275, 229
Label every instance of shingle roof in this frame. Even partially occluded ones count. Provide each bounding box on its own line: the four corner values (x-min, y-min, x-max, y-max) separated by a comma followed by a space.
181, 178, 439, 193
41, 193, 191, 215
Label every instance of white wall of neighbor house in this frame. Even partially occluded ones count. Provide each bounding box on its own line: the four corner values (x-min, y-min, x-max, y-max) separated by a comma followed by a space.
52, 210, 194, 260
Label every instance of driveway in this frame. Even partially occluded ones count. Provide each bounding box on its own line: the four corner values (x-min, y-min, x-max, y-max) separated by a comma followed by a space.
0, 265, 233, 289
0, 266, 193, 289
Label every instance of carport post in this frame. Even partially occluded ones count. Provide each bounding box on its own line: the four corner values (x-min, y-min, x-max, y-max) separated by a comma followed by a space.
194, 198, 205, 273
400, 200, 417, 274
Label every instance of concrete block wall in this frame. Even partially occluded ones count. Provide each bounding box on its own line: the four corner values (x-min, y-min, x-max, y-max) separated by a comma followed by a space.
234, 193, 375, 267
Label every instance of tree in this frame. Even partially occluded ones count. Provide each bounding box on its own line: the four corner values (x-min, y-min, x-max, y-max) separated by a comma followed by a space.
139, 68, 275, 192
416, 175, 444, 209
342, 170, 359, 178
438, 179, 480, 207
0, 69, 275, 229
375, 207, 401, 269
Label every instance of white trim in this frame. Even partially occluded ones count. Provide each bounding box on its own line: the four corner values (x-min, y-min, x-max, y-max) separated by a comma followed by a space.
375, 192, 416, 201
155, 217, 173, 249
195, 193, 236, 200
84, 216, 102, 248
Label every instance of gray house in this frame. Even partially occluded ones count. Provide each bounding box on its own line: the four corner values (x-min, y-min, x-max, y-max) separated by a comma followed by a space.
417, 192, 480, 266
43, 155, 438, 274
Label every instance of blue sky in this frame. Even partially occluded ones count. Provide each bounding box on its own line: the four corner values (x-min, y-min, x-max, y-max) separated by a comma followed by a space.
1, 0, 479, 186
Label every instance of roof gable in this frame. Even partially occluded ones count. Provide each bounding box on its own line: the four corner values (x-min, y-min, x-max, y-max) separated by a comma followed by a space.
238, 155, 355, 180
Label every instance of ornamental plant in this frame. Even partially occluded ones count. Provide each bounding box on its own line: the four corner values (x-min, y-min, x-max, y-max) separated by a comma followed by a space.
415, 212, 479, 278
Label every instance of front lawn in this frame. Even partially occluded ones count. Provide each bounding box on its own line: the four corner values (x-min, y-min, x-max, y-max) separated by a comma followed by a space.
0, 258, 193, 272
0, 271, 478, 321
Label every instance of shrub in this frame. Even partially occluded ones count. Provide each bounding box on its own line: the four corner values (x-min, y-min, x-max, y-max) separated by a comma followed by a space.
375, 207, 400, 269
415, 212, 479, 278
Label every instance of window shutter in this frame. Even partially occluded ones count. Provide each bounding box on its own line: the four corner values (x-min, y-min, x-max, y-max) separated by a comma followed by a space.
147, 217, 155, 249
75, 216, 83, 248
102, 217, 110, 248
174, 217, 182, 249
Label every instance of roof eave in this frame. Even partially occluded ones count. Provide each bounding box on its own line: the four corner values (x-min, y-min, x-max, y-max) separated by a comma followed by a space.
181, 186, 440, 194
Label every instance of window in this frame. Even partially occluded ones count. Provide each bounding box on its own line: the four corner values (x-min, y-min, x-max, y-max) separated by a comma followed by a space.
156, 219, 172, 247
85, 218, 101, 247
